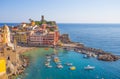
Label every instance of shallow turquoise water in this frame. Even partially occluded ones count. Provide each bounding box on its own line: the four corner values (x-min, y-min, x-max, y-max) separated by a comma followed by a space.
22, 48, 120, 79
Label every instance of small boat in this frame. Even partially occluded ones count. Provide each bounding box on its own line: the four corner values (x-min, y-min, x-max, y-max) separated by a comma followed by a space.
44, 48, 49, 50
57, 64, 63, 68
46, 56, 51, 59
84, 65, 95, 70
45, 62, 50, 66
66, 63, 73, 66
54, 57, 60, 63
83, 55, 90, 58
47, 65, 52, 68
78, 50, 81, 53
51, 53, 55, 57
70, 66, 76, 70
46, 54, 51, 59
92, 54, 97, 58
47, 58, 51, 62
46, 54, 50, 56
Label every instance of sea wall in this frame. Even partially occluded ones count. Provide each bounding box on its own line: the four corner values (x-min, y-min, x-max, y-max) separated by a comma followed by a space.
60, 34, 120, 61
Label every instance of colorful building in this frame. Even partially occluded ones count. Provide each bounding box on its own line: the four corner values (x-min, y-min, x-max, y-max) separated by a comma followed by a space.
0, 58, 6, 77
10, 16, 60, 47
13, 32, 28, 44
28, 31, 59, 46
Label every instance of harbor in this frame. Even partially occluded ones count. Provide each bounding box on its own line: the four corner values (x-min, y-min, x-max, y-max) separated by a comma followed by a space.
20, 48, 120, 79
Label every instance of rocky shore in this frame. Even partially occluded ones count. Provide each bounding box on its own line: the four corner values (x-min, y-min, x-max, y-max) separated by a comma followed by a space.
60, 34, 120, 61
8, 55, 29, 79
0, 46, 37, 79
8, 47, 37, 79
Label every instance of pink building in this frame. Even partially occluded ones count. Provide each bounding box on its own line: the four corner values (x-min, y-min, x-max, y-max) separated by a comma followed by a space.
28, 31, 59, 46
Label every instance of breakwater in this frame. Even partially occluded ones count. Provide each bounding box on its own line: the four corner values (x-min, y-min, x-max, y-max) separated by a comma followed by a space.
60, 34, 120, 61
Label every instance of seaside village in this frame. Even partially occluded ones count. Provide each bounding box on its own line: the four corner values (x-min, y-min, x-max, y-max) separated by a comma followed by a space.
0, 16, 119, 79
0, 16, 63, 79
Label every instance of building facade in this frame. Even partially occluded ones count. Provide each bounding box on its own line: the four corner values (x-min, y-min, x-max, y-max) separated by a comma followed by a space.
13, 32, 28, 44
28, 31, 59, 46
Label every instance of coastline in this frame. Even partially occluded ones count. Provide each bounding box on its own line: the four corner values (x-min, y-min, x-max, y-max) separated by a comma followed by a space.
0, 21, 120, 79
60, 34, 120, 61
8, 41, 120, 78
7, 46, 38, 79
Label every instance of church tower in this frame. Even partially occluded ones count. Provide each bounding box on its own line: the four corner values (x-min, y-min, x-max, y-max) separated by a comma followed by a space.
2, 25, 9, 44
2, 25, 14, 50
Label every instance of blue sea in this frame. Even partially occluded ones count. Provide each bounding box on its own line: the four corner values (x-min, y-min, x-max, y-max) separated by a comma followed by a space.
1, 23, 120, 79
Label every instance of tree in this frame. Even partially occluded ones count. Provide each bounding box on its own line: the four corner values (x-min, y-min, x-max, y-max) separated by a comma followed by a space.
29, 18, 33, 22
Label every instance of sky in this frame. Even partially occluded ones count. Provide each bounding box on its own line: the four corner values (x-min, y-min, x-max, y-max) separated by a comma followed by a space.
0, 0, 120, 23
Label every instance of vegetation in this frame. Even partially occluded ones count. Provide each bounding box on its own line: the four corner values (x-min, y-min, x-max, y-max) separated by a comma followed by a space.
47, 21, 56, 26
35, 21, 41, 25
49, 28, 55, 32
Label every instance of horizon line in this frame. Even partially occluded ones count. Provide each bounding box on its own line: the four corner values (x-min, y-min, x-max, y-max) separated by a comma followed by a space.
0, 22, 120, 24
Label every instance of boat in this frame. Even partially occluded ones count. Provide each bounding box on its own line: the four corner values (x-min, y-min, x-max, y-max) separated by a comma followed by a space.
54, 57, 60, 63
70, 66, 76, 70
46, 54, 50, 56
44, 48, 49, 50
92, 54, 97, 58
47, 65, 52, 68
84, 65, 95, 70
78, 50, 81, 53
45, 62, 50, 66
66, 63, 73, 66
51, 53, 55, 57
83, 55, 90, 58
46, 56, 51, 59
46, 54, 51, 59
47, 58, 51, 62
57, 64, 63, 68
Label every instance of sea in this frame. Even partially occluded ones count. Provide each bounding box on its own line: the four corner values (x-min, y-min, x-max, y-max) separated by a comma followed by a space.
0, 23, 120, 79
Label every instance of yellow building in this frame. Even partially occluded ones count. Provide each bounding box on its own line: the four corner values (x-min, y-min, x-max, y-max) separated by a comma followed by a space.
0, 58, 6, 76
31, 21, 35, 26
14, 32, 27, 44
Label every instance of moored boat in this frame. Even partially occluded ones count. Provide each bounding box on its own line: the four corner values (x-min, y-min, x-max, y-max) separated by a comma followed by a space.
83, 55, 90, 58
47, 65, 52, 68
45, 62, 50, 66
46, 58, 51, 62
57, 64, 63, 68
69, 66, 76, 70
84, 65, 95, 70
54, 57, 60, 63
65, 63, 73, 66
